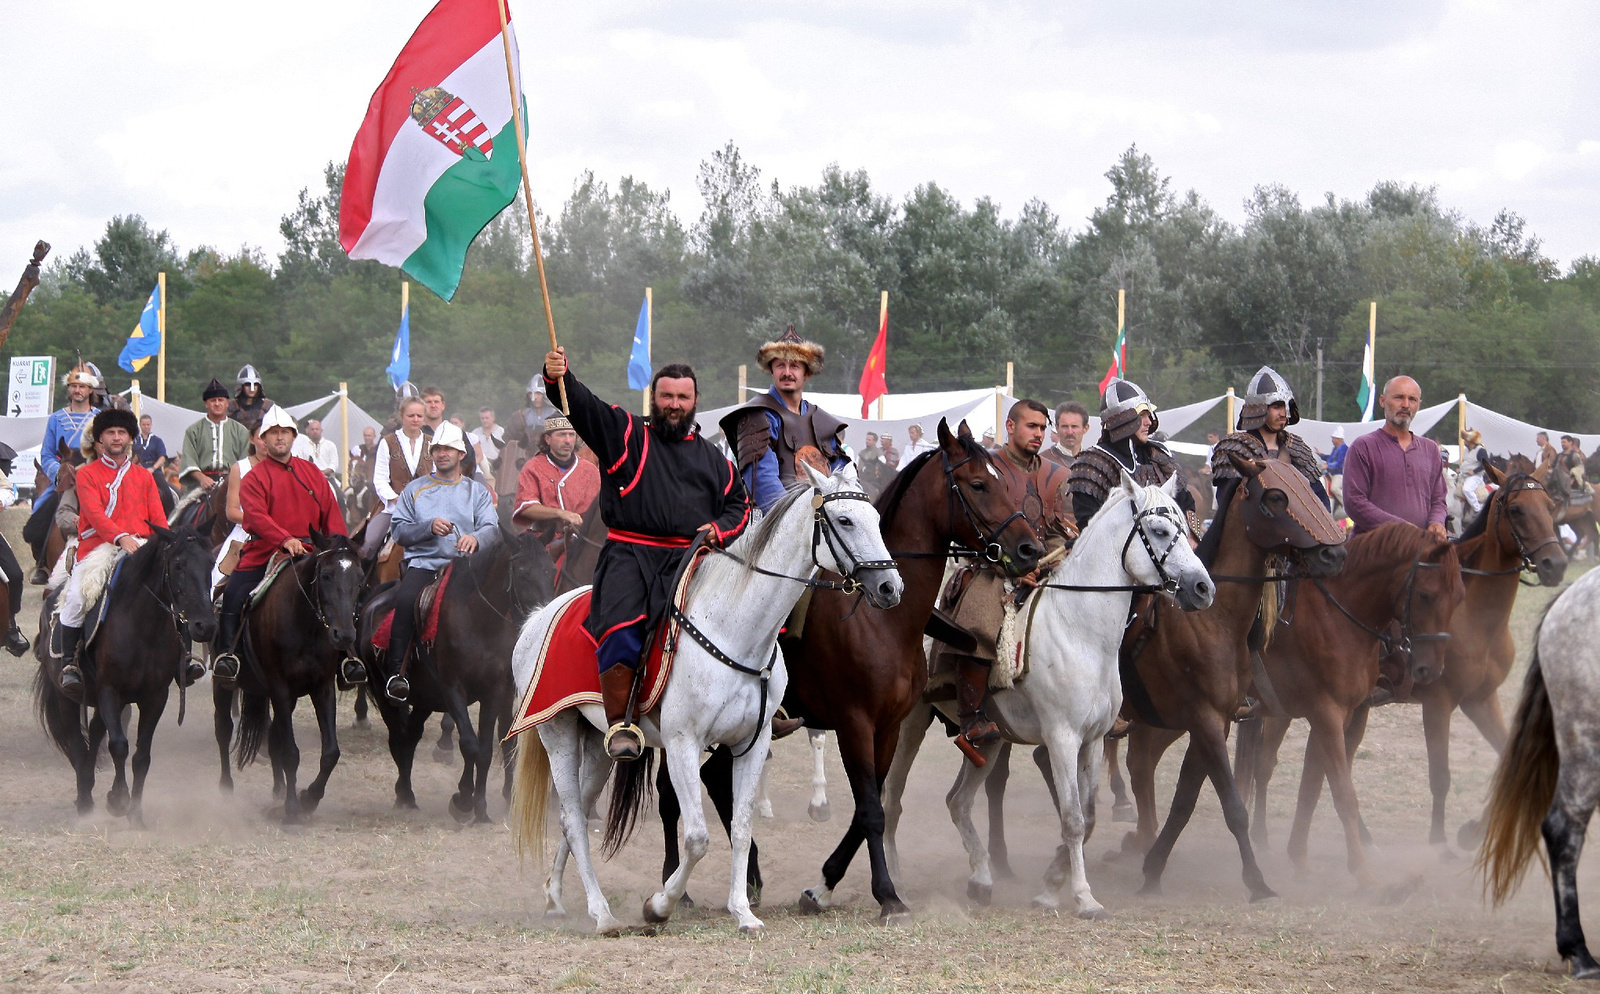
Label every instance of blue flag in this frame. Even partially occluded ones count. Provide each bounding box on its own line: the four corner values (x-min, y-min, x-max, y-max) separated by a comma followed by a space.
117, 284, 162, 373
386, 300, 411, 390
627, 294, 651, 391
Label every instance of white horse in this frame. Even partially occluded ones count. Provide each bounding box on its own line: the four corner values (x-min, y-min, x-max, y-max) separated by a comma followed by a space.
509, 466, 903, 934
883, 472, 1214, 918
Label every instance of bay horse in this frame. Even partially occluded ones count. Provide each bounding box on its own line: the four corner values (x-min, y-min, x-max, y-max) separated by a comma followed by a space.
33, 527, 218, 824
357, 527, 557, 822
1235, 522, 1464, 885
512, 466, 903, 933
1114, 451, 1346, 900
212, 532, 365, 823
1477, 567, 1600, 979
884, 472, 1214, 917
780, 419, 1043, 922
1532, 458, 1599, 559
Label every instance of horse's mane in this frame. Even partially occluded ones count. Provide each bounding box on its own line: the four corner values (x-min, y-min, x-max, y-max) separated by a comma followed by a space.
1073, 485, 1136, 547
733, 482, 811, 566
168, 486, 206, 526
1195, 477, 1240, 568
874, 434, 989, 521
1343, 521, 1435, 575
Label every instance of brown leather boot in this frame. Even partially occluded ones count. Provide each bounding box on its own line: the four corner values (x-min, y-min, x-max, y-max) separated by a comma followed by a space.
600, 664, 643, 761
955, 655, 1001, 750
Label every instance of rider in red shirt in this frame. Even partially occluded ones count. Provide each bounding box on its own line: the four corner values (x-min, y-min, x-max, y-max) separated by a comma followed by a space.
56, 408, 174, 701
210, 405, 349, 687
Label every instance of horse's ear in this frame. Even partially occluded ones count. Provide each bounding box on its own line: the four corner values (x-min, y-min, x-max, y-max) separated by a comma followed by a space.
955, 420, 974, 442
1161, 472, 1180, 498
936, 419, 955, 448
309, 527, 327, 548
801, 461, 830, 490
1486, 461, 1506, 486
1119, 467, 1139, 499
151, 525, 172, 542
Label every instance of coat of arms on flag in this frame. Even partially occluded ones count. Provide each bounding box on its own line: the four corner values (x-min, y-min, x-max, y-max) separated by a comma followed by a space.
410, 86, 495, 161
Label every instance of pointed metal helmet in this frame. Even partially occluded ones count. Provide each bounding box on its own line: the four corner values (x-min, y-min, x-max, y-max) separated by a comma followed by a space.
396, 380, 420, 400
1237, 365, 1300, 430
236, 364, 262, 388
1100, 377, 1159, 443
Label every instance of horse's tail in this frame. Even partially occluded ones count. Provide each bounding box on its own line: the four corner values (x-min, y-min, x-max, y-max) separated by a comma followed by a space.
1477, 647, 1559, 906
509, 727, 552, 866
601, 747, 656, 859
233, 689, 270, 769
32, 659, 82, 759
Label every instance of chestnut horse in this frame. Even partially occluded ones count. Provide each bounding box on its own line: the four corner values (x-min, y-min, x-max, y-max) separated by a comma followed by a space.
1235, 522, 1464, 884
1114, 452, 1346, 900
783, 419, 1043, 922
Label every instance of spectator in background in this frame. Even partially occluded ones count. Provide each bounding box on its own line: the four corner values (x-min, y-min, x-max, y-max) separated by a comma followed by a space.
1537, 431, 1559, 474
470, 406, 506, 471
134, 415, 168, 471
292, 418, 341, 476
1045, 401, 1089, 469
879, 433, 900, 470
1325, 426, 1348, 514
508, 377, 550, 449
903, 423, 938, 460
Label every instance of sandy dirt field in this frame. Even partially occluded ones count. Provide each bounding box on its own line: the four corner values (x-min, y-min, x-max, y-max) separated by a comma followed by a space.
0, 518, 1591, 992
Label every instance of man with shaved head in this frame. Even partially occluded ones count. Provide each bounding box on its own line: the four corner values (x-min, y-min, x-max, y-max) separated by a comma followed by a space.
1342, 375, 1448, 540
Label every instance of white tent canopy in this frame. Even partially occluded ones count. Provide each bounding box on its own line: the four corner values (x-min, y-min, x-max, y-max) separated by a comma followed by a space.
1292, 400, 1455, 455
1461, 399, 1600, 460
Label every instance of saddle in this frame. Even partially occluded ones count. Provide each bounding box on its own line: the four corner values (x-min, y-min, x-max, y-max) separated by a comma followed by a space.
507, 547, 709, 737
369, 564, 455, 654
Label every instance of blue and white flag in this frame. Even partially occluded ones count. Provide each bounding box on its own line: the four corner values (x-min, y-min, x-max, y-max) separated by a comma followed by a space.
386, 298, 411, 390
117, 284, 161, 373
627, 294, 651, 391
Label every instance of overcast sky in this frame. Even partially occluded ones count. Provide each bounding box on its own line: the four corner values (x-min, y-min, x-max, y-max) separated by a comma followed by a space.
4, 0, 1597, 272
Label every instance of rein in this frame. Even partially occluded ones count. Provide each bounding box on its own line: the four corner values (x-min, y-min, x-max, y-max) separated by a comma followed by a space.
1037, 501, 1189, 596
1457, 476, 1558, 585
138, 540, 206, 724
1312, 554, 1451, 658
667, 604, 778, 759
891, 447, 1026, 564
284, 546, 359, 636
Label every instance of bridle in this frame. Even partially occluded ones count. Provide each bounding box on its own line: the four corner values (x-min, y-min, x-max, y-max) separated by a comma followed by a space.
1313, 552, 1452, 659
1038, 496, 1190, 596
716, 485, 896, 595
889, 447, 1030, 565
288, 544, 361, 636
1459, 475, 1560, 585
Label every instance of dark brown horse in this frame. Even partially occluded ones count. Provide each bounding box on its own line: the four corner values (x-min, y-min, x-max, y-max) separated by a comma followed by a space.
357, 528, 557, 821
34, 527, 218, 824
1115, 452, 1346, 900
1531, 459, 1598, 559
783, 419, 1043, 921
553, 500, 605, 595
1236, 522, 1465, 885
213, 532, 365, 823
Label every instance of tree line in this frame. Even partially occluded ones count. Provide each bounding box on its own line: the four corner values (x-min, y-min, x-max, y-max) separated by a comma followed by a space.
10, 144, 1600, 434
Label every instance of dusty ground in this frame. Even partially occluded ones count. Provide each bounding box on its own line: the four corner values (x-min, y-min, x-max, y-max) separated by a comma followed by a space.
0, 520, 1591, 992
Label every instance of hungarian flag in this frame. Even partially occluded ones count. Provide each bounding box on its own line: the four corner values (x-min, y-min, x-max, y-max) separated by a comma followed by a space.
1356, 310, 1376, 420
1097, 323, 1127, 396
859, 304, 888, 418
339, 0, 525, 301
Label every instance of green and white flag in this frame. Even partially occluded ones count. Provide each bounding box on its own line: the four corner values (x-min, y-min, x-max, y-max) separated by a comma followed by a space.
1356, 307, 1376, 420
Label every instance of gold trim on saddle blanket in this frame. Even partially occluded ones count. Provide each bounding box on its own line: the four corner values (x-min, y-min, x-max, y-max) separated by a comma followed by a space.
506, 546, 711, 738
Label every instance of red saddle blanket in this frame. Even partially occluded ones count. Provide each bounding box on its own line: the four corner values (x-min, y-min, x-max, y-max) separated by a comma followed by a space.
371, 564, 454, 652
505, 589, 676, 736
507, 545, 711, 737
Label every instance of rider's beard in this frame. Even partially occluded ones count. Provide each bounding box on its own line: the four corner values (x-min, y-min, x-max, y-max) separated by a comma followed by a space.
650, 401, 697, 442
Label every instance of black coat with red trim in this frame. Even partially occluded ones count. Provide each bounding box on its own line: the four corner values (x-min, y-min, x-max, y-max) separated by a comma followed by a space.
546, 368, 750, 545
546, 368, 751, 646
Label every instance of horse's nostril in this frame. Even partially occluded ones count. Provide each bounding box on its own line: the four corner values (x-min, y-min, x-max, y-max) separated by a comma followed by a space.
1019, 542, 1041, 560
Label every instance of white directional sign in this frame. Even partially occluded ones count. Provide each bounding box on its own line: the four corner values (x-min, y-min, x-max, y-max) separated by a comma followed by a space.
8, 356, 54, 417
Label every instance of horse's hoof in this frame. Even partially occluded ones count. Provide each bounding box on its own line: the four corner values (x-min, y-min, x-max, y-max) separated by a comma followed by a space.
808, 801, 831, 823
106, 792, 130, 817
353, 717, 370, 731
798, 890, 825, 915
1112, 803, 1136, 824
879, 909, 914, 928
448, 793, 474, 824
967, 881, 992, 907
1249, 885, 1279, 903
473, 810, 492, 825
544, 906, 566, 920
992, 861, 1017, 882
738, 921, 765, 936
1457, 818, 1485, 849
297, 792, 321, 815
1436, 846, 1462, 864
1077, 904, 1111, 921
1137, 879, 1162, 898
678, 893, 696, 910
1571, 956, 1600, 980
755, 800, 774, 820
218, 779, 234, 795
75, 798, 94, 816
642, 895, 672, 924
597, 917, 625, 935
1030, 894, 1060, 911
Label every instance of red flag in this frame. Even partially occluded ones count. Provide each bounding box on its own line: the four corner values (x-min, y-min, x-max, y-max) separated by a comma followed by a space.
859, 303, 888, 418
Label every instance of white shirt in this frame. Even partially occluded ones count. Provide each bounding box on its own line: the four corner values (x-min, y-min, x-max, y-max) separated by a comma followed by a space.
904, 437, 938, 460
292, 435, 341, 475
373, 431, 427, 507
469, 425, 505, 463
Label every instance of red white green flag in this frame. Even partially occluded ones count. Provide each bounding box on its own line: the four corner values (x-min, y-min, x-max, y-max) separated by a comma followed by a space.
1097, 322, 1127, 396
339, 0, 525, 301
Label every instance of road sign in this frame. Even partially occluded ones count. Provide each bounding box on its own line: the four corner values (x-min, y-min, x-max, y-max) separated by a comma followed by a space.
8, 356, 54, 417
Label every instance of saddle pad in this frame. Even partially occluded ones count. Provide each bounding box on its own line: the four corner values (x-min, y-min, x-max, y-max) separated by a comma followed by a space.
506, 546, 710, 737
504, 589, 674, 736
371, 563, 454, 651
247, 553, 296, 611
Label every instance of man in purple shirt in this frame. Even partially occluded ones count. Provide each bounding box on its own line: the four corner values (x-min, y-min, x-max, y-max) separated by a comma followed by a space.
1343, 374, 1448, 540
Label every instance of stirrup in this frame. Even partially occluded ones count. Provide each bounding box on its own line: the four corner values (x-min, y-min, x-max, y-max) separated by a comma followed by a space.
59, 664, 85, 703
212, 653, 240, 685
960, 715, 1002, 749
604, 722, 644, 761
385, 674, 410, 703
182, 659, 207, 687
340, 656, 368, 686
771, 710, 806, 740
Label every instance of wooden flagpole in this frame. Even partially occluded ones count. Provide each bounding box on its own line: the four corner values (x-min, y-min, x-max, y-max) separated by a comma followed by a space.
340, 381, 351, 488
496, 0, 568, 414
1117, 287, 1126, 377
157, 271, 166, 402
130, 379, 141, 419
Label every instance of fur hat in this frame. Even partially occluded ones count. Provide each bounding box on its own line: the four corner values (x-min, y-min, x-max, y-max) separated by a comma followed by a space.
1462, 428, 1483, 449
65, 365, 99, 389
89, 407, 139, 443
756, 324, 824, 375
203, 377, 229, 401
1237, 366, 1300, 431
